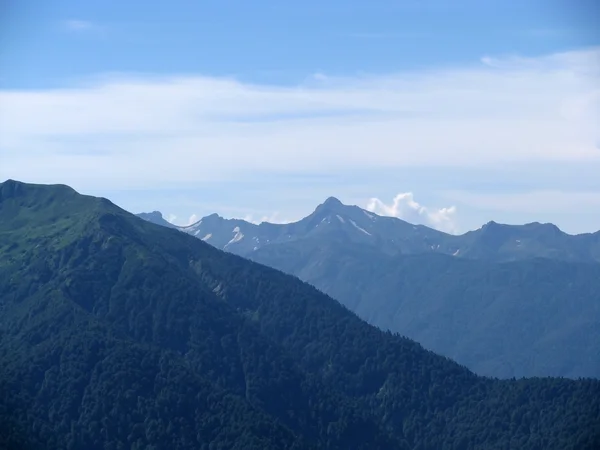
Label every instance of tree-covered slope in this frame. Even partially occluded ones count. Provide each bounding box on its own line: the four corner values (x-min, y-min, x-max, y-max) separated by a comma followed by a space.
2, 180, 600, 449
0, 180, 393, 450
0, 313, 307, 450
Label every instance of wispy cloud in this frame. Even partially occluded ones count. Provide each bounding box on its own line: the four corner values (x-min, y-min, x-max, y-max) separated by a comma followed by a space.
242, 212, 295, 225
442, 190, 600, 215
163, 213, 203, 227
518, 28, 566, 38
0, 48, 598, 196
62, 19, 100, 33
344, 31, 427, 39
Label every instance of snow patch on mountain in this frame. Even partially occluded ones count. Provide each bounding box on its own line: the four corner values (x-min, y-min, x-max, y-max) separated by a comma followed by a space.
225, 226, 244, 247
350, 219, 372, 236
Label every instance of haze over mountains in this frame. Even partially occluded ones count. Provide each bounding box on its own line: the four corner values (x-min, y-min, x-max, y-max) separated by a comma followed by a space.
139, 197, 600, 379
2, 179, 600, 449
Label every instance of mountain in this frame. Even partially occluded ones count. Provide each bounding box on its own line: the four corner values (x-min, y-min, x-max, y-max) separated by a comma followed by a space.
157, 196, 460, 258
136, 210, 178, 228
138, 197, 600, 263
2, 180, 600, 449
0, 181, 393, 450
138, 198, 600, 378
251, 244, 600, 378
458, 220, 600, 262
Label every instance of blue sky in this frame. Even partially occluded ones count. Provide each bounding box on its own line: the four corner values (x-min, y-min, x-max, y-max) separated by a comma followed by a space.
1, 0, 599, 233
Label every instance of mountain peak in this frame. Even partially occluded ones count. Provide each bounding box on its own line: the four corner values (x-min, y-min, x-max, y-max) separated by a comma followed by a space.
0, 179, 77, 203
483, 220, 500, 227
0, 179, 23, 199
323, 196, 343, 206
136, 210, 178, 229
314, 196, 345, 213
202, 213, 225, 223
146, 211, 165, 219
308, 197, 348, 221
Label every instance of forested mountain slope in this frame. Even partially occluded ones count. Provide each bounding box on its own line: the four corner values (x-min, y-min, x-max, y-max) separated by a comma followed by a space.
250, 239, 600, 378
2, 180, 600, 450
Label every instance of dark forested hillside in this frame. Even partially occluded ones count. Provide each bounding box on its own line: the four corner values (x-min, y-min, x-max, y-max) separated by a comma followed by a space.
2, 180, 600, 450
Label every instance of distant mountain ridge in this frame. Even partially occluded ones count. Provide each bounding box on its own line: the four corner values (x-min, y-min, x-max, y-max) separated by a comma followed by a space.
138, 197, 600, 263
138, 198, 600, 379
136, 210, 178, 229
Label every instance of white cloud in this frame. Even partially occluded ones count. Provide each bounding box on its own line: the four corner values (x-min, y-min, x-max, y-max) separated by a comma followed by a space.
186, 214, 200, 226
366, 193, 458, 233
311, 72, 329, 82
165, 213, 201, 227
242, 212, 294, 225
0, 48, 598, 190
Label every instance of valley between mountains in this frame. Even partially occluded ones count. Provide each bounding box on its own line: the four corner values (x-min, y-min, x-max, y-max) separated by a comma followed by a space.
139, 196, 600, 379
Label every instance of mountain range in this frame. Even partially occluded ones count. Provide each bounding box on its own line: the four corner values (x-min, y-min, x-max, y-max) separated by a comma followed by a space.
2, 179, 600, 449
138, 197, 600, 378
140, 196, 600, 263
